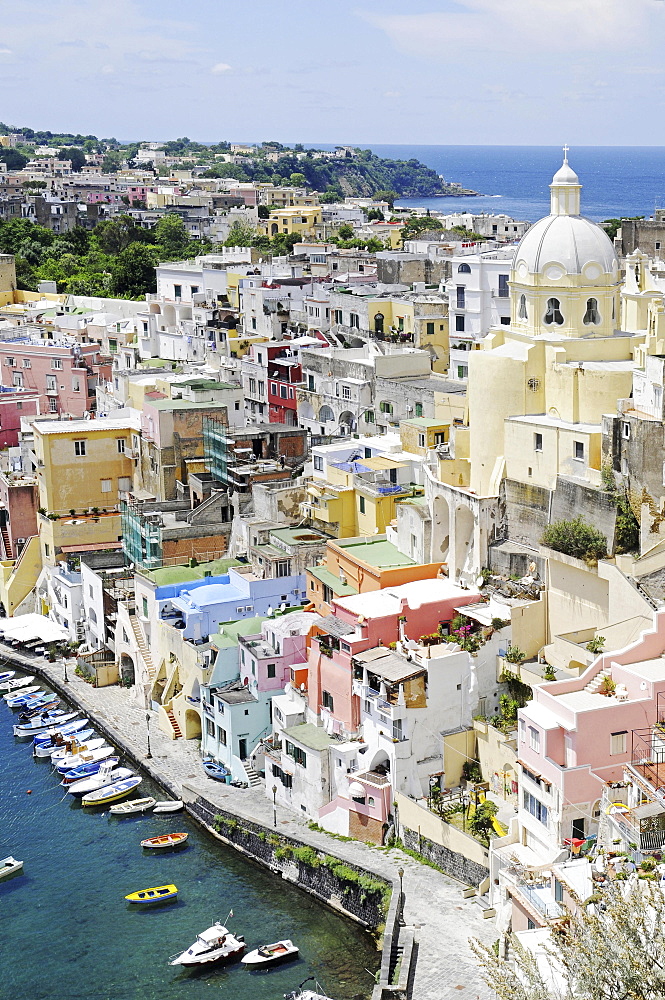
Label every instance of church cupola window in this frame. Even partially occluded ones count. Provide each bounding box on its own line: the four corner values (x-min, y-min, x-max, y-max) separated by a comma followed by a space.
583, 297, 600, 325
458, 263, 471, 274
544, 297, 564, 326
518, 294, 528, 321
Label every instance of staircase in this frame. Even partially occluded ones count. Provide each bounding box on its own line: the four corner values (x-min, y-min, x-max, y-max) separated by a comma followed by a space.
243, 759, 263, 788
129, 614, 155, 682
166, 709, 183, 739
585, 666, 611, 694
1, 524, 12, 560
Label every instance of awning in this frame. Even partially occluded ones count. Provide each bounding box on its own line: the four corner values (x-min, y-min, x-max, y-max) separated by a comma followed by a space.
0, 613, 69, 643
61, 542, 123, 553
360, 456, 407, 471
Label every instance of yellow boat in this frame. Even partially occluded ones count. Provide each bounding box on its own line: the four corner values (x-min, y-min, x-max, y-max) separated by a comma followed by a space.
125, 884, 178, 905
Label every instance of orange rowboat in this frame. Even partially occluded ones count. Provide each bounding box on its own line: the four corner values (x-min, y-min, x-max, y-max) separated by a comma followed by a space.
140, 832, 188, 850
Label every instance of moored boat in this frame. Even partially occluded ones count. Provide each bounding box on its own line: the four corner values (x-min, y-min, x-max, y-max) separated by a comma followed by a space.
0, 670, 15, 684
241, 939, 299, 967
8, 690, 47, 709
14, 711, 79, 737
284, 978, 335, 1000
141, 832, 188, 849
153, 800, 184, 813
51, 737, 107, 762
0, 856, 23, 880
125, 884, 178, 905
67, 765, 135, 797
81, 774, 142, 806
1, 675, 35, 693
54, 744, 115, 774
17, 698, 60, 717
109, 797, 156, 815
33, 718, 89, 744
169, 920, 245, 966
60, 756, 120, 784
34, 728, 95, 757
202, 760, 229, 782
3, 684, 39, 702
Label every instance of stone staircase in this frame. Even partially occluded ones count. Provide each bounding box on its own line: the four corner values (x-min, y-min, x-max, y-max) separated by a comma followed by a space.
166, 709, 183, 739
1, 524, 12, 560
129, 614, 155, 682
585, 665, 611, 694
243, 759, 263, 788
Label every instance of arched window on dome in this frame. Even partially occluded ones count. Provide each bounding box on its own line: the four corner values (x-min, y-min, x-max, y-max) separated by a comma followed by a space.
583, 297, 600, 326
518, 294, 528, 321
544, 297, 564, 326
457, 263, 471, 273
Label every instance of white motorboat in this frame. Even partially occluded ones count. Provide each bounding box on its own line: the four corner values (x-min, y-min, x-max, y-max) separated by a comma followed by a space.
33, 719, 89, 744
241, 939, 299, 967
67, 765, 135, 797
3, 684, 39, 701
109, 797, 156, 815
0, 675, 34, 693
284, 979, 335, 1000
54, 744, 115, 774
13, 711, 79, 737
34, 728, 95, 757
0, 856, 23, 880
153, 800, 184, 813
169, 921, 245, 967
50, 737, 107, 763
0, 670, 15, 684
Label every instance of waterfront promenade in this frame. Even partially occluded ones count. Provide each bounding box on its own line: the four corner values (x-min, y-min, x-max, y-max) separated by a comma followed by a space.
8, 646, 494, 1000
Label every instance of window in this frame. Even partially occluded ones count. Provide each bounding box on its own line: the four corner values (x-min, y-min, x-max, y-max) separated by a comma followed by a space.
458, 262, 471, 274
455, 315, 465, 332
46, 374, 57, 392
286, 741, 307, 767
100, 479, 112, 493
249, 377, 256, 394
379, 401, 393, 414
22, 358, 30, 368
49, 397, 57, 412
44, 543, 50, 557
655, 386, 663, 411
313, 455, 323, 471
518, 294, 528, 320
5, 357, 14, 366
74, 440, 86, 457
426, 321, 435, 336
529, 726, 540, 752
657, 242, 662, 251
498, 274, 509, 297
142, 596, 148, 618
275, 559, 290, 577
415, 402, 423, 417
118, 477, 131, 491
500, 316, 510, 325
534, 432, 543, 452
117, 438, 126, 453
267, 663, 276, 679
349, 313, 359, 329
622, 422, 630, 440
13, 373, 22, 387
322, 690, 334, 711
342, 384, 351, 400
51, 359, 63, 369
173, 284, 182, 299
574, 441, 585, 461
359, 496, 366, 514
583, 297, 600, 325
72, 376, 80, 392
457, 365, 468, 379
544, 297, 564, 325
456, 286, 465, 309
418, 433, 425, 447
334, 309, 343, 324
523, 790, 548, 825
191, 285, 199, 295
572, 817, 586, 840
258, 381, 264, 397
365, 410, 375, 423
217, 726, 227, 746
206, 719, 215, 737
322, 583, 333, 604
610, 731, 627, 755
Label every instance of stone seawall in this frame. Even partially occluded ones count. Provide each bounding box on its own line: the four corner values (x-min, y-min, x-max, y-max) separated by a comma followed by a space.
402, 829, 490, 886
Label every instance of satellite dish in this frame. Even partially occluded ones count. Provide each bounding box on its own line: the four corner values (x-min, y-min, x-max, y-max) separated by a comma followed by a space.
475, 574, 485, 589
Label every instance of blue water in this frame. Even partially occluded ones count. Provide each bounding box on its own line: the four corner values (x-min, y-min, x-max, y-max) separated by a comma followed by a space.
0, 672, 377, 1000
358, 145, 665, 222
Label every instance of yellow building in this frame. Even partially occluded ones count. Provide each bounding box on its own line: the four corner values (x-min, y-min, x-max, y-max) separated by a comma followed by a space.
260, 207, 322, 237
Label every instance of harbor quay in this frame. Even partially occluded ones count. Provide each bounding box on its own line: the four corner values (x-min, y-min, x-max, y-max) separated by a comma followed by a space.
7, 644, 495, 1000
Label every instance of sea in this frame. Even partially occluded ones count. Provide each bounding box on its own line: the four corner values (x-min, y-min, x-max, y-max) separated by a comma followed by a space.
0, 671, 378, 1000
356, 145, 665, 223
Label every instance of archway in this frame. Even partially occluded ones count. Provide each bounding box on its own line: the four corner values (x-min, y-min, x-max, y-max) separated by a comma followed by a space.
271, 223, 279, 235
433, 495, 450, 562
319, 405, 334, 423
120, 653, 135, 686
338, 410, 355, 433
455, 505, 475, 578
184, 708, 202, 740
369, 750, 391, 775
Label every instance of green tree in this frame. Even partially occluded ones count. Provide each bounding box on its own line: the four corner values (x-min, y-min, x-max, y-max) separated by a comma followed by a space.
289, 172, 306, 187
57, 147, 86, 172
257, 204, 270, 219
541, 516, 608, 563
224, 221, 258, 247
93, 215, 146, 255
111, 242, 158, 297
153, 214, 193, 260
0, 149, 28, 170
102, 150, 123, 173
337, 223, 355, 240
468, 800, 498, 844
402, 216, 444, 238
373, 190, 398, 208
367, 207, 384, 221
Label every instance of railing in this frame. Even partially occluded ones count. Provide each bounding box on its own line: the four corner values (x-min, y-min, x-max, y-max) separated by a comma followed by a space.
515, 882, 563, 919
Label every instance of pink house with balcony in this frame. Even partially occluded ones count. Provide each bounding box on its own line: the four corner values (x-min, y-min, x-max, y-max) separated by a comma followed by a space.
0, 337, 111, 417
0, 386, 40, 447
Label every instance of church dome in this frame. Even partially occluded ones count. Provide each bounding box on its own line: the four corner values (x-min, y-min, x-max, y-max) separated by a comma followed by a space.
551, 160, 579, 185
514, 214, 618, 277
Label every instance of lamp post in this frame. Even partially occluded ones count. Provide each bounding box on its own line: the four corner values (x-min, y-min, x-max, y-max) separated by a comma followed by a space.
462, 792, 470, 832
145, 710, 152, 759
397, 866, 405, 926
272, 784, 277, 828
63, 656, 69, 684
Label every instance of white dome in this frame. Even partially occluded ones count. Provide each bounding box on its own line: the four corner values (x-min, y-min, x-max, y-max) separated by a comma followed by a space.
551, 161, 579, 185
514, 214, 618, 276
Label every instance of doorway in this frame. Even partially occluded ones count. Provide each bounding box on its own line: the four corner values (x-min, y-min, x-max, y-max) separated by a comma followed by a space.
238, 736, 248, 759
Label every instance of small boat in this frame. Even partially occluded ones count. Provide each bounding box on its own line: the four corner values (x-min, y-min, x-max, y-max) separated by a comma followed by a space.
34, 729, 95, 757
8, 689, 47, 708
54, 744, 116, 774
241, 939, 299, 967
17, 698, 60, 717
153, 800, 184, 813
0, 670, 15, 684
3, 684, 39, 702
141, 832, 188, 850
68, 766, 135, 797
60, 756, 120, 784
110, 797, 156, 816
169, 920, 245, 966
125, 884, 178, 905
14, 711, 79, 737
51, 737, 107, 763
82, 775, 142, 807
0, 856, 23, 880
203, 760, 229, 782
284, 979, 334, 1000
1, 675, 35, 693
34, 719, 89, 744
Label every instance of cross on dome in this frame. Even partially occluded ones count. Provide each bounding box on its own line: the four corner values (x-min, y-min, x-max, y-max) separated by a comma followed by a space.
563, 143, 570, 162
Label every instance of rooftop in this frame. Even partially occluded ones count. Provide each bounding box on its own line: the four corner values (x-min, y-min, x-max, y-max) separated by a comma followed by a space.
308, 565, 358, 597
282, 722, 332, 752
142, 557, 241, 586
332, 536, 417, 569
336, 577, 480, 619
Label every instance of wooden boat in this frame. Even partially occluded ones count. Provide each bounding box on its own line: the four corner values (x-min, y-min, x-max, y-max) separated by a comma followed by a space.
0, 856, 23, 880
202, 760, 229, 782
169, 921, 244, 966
60, 756, 120, 784
109, 797, 156, 816
51, 737, 107, 762
241, 939, 299, 967
3, 684, 39, 702
153, 800, 184, 813
54, 744, 115, 774
1, 675, 35, 693
67, 766, 135, 797
141, 832, 188, 849
125, 884, 178, 905
13, 711, 79, 737
82, 774, 142, 807
34, 729, 95, 757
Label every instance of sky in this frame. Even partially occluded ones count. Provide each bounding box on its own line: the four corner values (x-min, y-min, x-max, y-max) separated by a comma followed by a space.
3, 0, 665, 145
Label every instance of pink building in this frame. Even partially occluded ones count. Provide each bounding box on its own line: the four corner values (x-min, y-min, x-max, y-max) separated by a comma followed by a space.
0, 470, 38, 560
0, 337, 111, 417
0, 386, 40, 447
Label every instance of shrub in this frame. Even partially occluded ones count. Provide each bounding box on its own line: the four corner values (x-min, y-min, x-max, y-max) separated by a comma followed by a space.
541, 516, 607, 564
462, 760, 483, 784
586, 635, 606, 654
274, 845, 293, 862
491, 617, 509, 630
505, 645, 525, 665
598, 676, 616, 697
543, 664, 557, 681
292, 845, 320, 867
